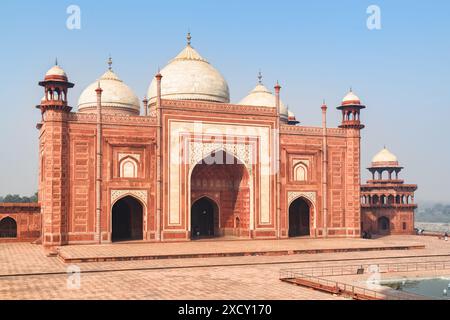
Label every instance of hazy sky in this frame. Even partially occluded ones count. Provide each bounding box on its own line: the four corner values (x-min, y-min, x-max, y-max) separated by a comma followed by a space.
0, 0, 449, 203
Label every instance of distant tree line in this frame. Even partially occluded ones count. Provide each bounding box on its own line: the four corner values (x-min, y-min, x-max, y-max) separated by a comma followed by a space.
416, 203, 450, 223
0, 192, 38, 203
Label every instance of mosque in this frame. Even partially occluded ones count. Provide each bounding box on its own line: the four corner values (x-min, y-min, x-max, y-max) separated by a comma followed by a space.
0, 34, 417, 247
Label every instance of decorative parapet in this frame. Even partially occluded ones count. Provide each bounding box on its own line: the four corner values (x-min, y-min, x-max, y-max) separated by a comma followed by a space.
281, 125, 346, 137
160, 99, 277, 116
43, 111, 157, 126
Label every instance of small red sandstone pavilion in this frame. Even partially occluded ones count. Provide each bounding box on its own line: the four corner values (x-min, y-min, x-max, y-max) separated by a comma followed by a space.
361, 148, 418, 235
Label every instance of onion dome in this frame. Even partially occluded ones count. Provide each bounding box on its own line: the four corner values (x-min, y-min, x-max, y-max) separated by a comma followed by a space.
371, 147, 400, 167
238, 72, 289, 121
147, 33, 230, 104
77, 58, 140, 115
341, 89, 361, 106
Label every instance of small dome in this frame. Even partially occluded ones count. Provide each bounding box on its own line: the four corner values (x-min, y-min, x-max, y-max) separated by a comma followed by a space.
147, 34, 230, 104
239, 82, 289, 120
342, 90, 361, 106
287, 109, 299, 125
78, 69, 140, 115
44, 65, 68, 81
288, 109, 295, 119
371, 147, 399, 167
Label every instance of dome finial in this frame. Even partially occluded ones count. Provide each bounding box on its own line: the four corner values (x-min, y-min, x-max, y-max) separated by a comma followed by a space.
55, 57, 58, 66
108, 55, 113, 71
257, 70, 263, 84
187, 31, 192, 46
350, 86, 353, 92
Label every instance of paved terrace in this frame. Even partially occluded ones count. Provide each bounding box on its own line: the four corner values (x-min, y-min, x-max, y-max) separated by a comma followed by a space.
57, 236, 426, 263
0, 236, 448, 300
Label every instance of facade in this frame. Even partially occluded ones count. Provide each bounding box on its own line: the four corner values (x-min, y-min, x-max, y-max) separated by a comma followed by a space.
34, 34, 366, 248
361, 148, 418, 235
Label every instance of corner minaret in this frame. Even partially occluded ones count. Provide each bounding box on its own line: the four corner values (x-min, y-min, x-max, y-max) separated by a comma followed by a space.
337, 89, 365, 129
361, 147, 418, 235
37, 61, 74, 248
37, 61, 74, 114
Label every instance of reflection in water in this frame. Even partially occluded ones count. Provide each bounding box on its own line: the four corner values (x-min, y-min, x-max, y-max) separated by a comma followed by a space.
384, 278, 450, 300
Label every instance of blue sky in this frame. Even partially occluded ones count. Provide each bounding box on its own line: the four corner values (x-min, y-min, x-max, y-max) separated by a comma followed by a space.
0, 0, 449, 202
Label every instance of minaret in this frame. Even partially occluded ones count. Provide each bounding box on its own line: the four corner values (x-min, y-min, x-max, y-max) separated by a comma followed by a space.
155, 70, 163, 241
337, 89, 365, 237
321, 101, 328, 237
274, 81, 281, 239
37, 60, 74, 114
337, 88, 365, 129
37, 61, 74, 248
361, 147, 418, 235
95, 82, 103, 244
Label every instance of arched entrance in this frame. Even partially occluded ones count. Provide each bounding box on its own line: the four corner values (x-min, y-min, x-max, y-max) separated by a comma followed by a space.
190, 150, 251, 238
112, 196, 143, 242
191, 197, 218, 239
0, 217, 17, 238
288, 198, 311, 237
377, 216, 390, 235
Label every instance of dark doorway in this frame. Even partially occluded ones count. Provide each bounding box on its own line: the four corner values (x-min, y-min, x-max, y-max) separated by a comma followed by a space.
289, 198, 311, 237
112, 196, 143, 242
191, 197, 217, 239
0, 217, 17, 238
377, 216, 390, 235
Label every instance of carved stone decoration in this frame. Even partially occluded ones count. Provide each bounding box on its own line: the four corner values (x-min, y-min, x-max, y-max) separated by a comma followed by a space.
189, 141, 253, 174
111, 189, 148, 206
118, 153, 141, 162
288, 191, 316, 207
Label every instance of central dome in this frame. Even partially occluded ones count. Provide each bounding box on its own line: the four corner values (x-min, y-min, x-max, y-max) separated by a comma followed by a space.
147, 34, 230, 104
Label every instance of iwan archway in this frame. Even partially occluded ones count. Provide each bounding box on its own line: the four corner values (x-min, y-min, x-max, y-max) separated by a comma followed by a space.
190, 150, 251, 239
288, 197, 312, 237
111, 196, 143, 242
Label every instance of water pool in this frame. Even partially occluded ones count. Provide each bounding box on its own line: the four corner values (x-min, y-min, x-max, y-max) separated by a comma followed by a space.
383, 278, 450, 300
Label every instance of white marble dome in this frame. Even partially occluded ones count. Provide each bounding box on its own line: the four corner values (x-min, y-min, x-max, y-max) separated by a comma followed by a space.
147, 37, 230, 104
239, 82, 289, 121
78, 69, 140, 115
371, 148, 399, 166
45, 65, 67, 79
342, 90, 361, 105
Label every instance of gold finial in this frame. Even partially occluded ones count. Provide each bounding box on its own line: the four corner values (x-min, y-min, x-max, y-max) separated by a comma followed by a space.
187, 32, 192, 46
108, 55, 113, 70
257, 70, 263, 84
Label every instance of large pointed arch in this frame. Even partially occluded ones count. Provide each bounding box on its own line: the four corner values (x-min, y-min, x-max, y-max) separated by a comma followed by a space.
189, 149, 252, 239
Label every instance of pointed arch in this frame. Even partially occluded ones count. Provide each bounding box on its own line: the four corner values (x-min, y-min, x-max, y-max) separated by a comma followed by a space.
293, 162, 308, 182
0, 217, 17, 238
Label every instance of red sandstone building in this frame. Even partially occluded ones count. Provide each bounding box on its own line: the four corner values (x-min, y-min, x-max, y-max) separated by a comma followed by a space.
361, 148, 417, 235
0, 34, 416, 246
